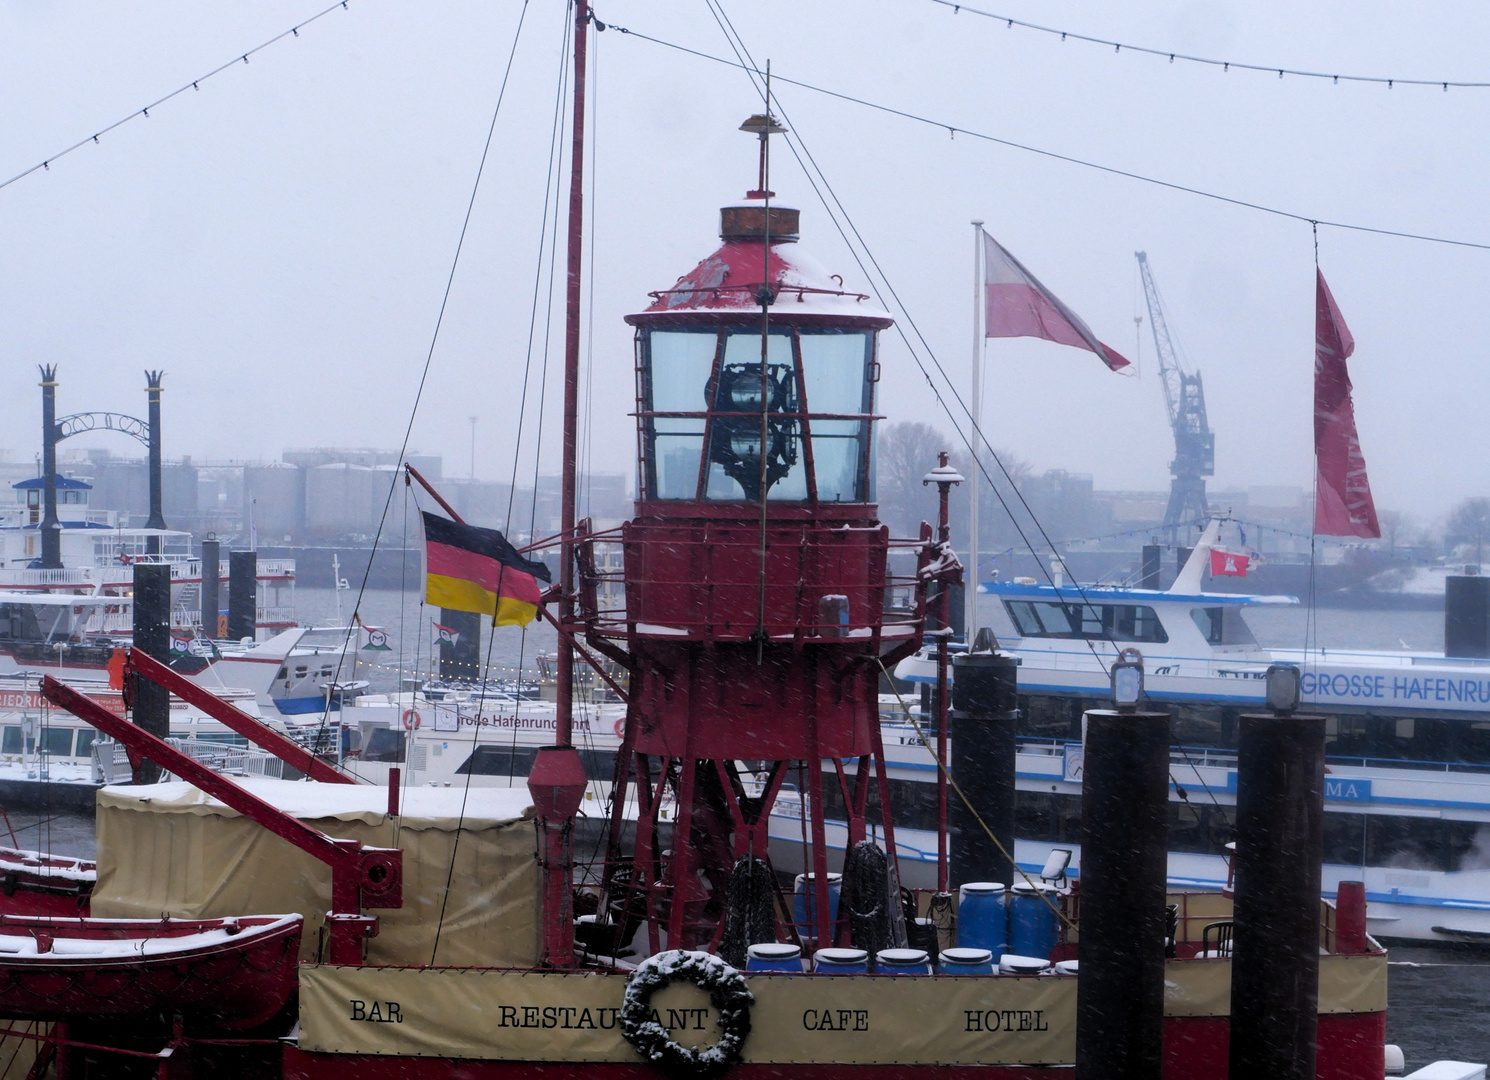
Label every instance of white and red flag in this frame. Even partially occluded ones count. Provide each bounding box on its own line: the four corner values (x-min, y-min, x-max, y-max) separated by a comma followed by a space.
1313, 270, 1380, 538
981, 231, 1130, 371
1209, 549, 1250, 577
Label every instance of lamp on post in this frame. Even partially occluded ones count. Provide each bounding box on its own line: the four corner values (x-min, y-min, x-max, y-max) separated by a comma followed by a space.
1109, 649, 1145, 713
923, 451, 964, 893
1264, 663, 1301, 715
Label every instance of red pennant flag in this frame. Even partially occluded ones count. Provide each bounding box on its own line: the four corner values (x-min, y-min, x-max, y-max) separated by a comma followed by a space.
982, 231, 1129, 371
1209, 549, 1250, 577
1313, 270, 1380, 538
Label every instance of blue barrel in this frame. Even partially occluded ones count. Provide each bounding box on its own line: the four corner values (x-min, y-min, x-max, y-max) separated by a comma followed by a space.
938, 947, 994, 975
876, 948, 930, 975
793, 873, 842, 938
956, 882, 1007, 955
813, 947, 868, 974
746, 943, 803, 974
1009, 882, 1060, 960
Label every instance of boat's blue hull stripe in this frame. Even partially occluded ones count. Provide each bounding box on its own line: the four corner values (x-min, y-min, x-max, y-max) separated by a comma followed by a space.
273, 696, 336, 715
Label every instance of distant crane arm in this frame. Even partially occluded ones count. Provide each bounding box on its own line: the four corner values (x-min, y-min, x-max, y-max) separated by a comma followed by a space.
1135, 251, 1183, 427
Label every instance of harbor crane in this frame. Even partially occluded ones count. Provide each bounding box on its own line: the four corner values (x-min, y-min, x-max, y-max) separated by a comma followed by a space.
1136, 252, 1214, 544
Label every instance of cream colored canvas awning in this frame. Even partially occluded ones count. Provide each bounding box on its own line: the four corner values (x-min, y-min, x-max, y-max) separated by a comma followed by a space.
91, 779, 540, 968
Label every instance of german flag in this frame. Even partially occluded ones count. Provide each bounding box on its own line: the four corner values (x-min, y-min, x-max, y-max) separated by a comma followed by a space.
422, 512, 552, 627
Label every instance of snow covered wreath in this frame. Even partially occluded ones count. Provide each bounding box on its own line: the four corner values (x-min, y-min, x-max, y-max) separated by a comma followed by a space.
620, 950, 754, 1077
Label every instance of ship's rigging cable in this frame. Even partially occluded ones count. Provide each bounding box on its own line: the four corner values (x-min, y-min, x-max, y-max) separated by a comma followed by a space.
708, 16, 1235, 846
579, 24, 601, 526
0, 0, 358, 194
875, 659, 1075, 932
701, 0, 1119, 676
432, 1, 574, 961
924, 0, 1490, 91
312, 0, 532, 750
605, 19, 1490, 251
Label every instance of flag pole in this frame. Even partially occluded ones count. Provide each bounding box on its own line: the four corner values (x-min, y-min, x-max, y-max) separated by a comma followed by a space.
968, 220, 984, 640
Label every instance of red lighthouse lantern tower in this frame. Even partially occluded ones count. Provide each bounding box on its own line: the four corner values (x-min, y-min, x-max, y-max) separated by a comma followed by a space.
580, 117, 942, 957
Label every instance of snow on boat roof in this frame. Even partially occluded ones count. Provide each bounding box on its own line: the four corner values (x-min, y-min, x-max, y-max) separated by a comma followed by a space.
0, 591, 120, 606
99, 778, 535, 831
980, 581, 1298, 607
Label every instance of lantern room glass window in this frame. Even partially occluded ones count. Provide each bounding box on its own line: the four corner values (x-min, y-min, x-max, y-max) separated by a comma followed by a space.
639, 326, 876, 503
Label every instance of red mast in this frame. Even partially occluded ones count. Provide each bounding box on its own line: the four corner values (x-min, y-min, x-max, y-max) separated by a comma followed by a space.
525, 0, 591, 970
557, 0, 589, 748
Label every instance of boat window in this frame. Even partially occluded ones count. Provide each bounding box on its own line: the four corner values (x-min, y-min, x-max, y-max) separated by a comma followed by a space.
639, 326, 873, 503
818, 769, 941, 831
654, 421, 706, 500
1007, 601, 1070, 637
456, 745, 614, 781
0, 727, 19, 754
1190, 606, 1258, 647
800, 331, 872, 503
41, 728, 72, 757
1323, 812, 1365, 867
362, 728, 406, 763
1167, 803, 1233, 856
1004, 601, 1168, 643
1016, 694, 1086, 741
76, 730, 97, 757
704, 331, 805, 501
1170, 703, 1234, 749
457, 745, 537, 777
1364, 814, 1487, 874
1014, 791, 1084, 845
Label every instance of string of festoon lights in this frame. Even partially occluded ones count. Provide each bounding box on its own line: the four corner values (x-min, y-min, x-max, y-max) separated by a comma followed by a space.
606, 19, 1490, 251
923, 0, 1490, 90
0, 0, 356, 193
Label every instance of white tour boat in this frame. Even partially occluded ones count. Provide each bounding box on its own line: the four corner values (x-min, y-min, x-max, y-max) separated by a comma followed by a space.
879, 519, 1490, 944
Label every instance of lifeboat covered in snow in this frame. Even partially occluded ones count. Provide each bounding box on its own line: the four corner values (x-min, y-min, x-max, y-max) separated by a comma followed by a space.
0, 848, 96, 917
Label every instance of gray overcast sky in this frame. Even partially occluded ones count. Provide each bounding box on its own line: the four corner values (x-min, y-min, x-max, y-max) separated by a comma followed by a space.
2, 0, 1487, 523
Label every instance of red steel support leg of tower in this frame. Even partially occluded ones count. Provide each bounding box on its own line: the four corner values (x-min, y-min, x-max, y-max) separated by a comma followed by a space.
835, 758, 866, 849
869, 720, 904, 910
601, 714, 638, 889
667, 755, 699, 949
807, 705, 833, 950
632, 754, 664, 957
851, 754, 872, 828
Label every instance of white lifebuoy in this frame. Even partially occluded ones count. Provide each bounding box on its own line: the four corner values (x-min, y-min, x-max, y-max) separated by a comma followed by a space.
402, 708, 422, 731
